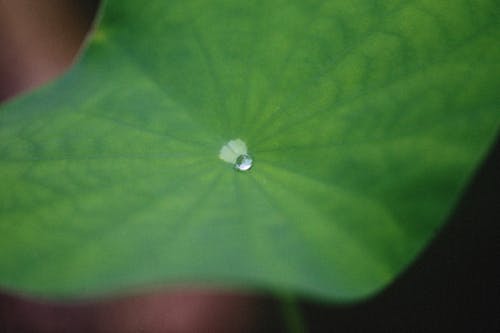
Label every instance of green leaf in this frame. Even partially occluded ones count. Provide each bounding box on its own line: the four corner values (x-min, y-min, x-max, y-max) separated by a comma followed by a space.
0, 0, 498, 301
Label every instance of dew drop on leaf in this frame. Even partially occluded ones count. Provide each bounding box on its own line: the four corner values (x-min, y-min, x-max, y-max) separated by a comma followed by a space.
234, 154, 253, 171
219, 139, 253, 171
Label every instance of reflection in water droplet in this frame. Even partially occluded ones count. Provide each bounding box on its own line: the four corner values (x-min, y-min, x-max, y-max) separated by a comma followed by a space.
219, 139, 253, 171
235, 154, 253, 171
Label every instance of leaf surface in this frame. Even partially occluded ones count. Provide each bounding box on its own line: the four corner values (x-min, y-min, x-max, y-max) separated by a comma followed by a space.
0, 0, 498, 300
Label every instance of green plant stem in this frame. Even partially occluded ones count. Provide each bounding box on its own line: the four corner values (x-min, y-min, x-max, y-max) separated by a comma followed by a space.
279, 293, 307, 333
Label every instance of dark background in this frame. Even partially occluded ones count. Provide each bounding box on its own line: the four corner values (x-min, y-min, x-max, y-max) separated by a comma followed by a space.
1, 1, 498, 332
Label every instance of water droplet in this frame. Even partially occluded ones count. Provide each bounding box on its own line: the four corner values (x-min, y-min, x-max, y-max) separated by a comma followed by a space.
235, 154, 253, 171
219, 139, 253, 171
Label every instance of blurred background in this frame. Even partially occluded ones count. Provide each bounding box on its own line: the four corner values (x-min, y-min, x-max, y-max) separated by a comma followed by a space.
0, 1, 498, 332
